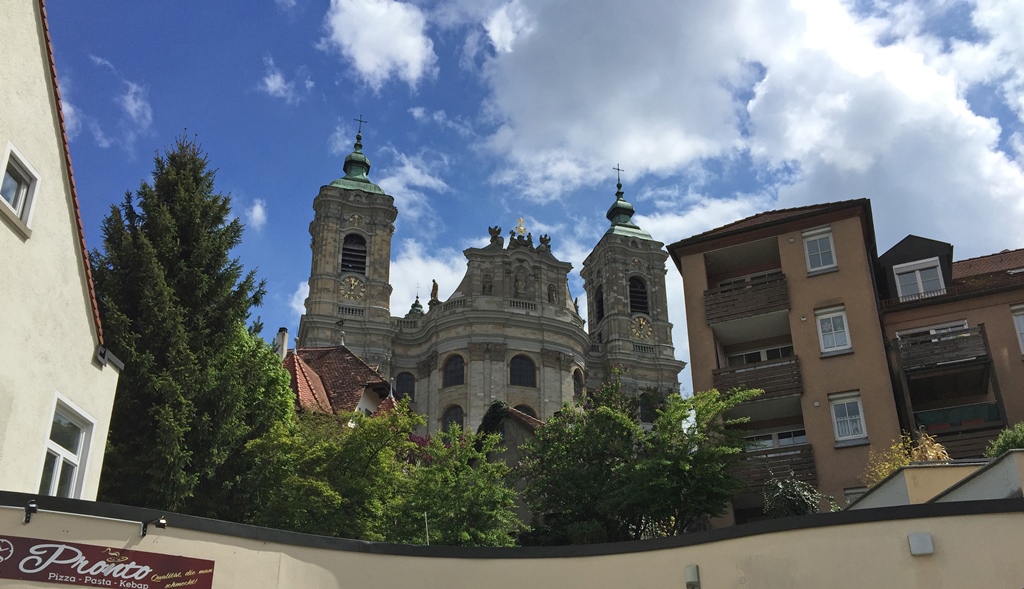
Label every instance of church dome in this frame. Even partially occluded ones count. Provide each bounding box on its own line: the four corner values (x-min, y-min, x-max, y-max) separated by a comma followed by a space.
330, 131, 385, 194
604, 181, 651, 239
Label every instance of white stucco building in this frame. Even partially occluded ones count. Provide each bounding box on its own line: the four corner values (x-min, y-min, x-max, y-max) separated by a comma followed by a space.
0, 0, 121, 500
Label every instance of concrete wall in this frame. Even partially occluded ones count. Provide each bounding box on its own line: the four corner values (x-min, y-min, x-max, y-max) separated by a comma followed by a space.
0, 1, 120, 500
2, 494, 1024, 589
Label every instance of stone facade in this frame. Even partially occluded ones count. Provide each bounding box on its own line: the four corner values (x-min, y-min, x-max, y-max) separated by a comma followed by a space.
298, 134, 685, 433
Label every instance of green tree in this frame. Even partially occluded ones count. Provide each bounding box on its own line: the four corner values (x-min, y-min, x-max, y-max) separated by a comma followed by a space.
386, 426, 525, 547
90, 137, 293, 514
245, 406, 423, 539
518, 380, 759, 544
985, 422, 1024, 458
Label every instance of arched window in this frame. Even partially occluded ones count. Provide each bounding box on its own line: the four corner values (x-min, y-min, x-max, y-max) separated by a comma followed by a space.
509, 354, 536, 387
573, 370, 585, 398
629, 277, 649, 314
443, 355, 465, 387
442, 405, 464, 432
514, 404, 537, 418
340, 234, 367, 275
394, 372, 415, 401
594, 286, 605, 323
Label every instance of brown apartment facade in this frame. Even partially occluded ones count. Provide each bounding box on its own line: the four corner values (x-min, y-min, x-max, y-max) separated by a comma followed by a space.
668, 199, 1024, 524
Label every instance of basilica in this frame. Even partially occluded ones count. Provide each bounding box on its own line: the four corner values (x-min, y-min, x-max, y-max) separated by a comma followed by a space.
295, 131, 685, 433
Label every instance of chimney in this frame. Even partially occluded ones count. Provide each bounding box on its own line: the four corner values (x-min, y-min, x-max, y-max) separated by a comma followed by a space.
274, 327, 288, 361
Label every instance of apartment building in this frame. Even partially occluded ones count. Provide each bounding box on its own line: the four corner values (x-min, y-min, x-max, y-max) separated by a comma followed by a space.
668, 199, 1024, 523
0, 0, 121, 500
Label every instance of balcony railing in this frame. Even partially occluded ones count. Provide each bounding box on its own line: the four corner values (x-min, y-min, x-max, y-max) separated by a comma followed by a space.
704, 272, 788, 324
896, 327, 989, 371
713, 357, 802, 401
733, 444, 816, 493
915, 401, 1001, 434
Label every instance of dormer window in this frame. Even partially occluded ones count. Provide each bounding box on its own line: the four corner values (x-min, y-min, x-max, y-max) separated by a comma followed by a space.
893, 257, 944, 301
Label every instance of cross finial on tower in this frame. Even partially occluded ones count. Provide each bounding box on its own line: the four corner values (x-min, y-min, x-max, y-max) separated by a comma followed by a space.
613, 164, 624, 184
354, 115, 368, 134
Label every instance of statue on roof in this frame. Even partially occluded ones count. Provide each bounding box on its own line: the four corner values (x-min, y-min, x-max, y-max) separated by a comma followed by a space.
430, 279, 439, 302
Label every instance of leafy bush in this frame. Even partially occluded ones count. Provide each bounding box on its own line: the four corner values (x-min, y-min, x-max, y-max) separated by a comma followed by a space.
985, 422, 1024, 458
763, 469, 837, 517
861, 430, 949, 488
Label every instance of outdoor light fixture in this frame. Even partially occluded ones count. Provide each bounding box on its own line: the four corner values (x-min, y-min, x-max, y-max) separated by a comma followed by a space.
141, 516, 167, 537
684, 564, 701, 589
23, 500, 37, 524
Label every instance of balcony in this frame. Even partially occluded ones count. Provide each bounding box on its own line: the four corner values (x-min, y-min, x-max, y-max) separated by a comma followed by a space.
896, 327, 989, 372
733, 444, 816, 494
704, 272, 788, 325
713, 357, 802, 402
915, 402, 1002, 435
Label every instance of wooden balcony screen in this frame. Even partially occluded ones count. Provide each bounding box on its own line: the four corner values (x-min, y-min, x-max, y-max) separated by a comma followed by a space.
732, 445, 816, 493
713, 357, 802, 401
896, 327, 989, 371
704, 273, 789, 324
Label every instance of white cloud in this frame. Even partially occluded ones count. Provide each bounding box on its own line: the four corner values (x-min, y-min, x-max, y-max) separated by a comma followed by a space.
328, 124, 352, 156
245, 198, 268, 231
389, 239, 468, 314
259, 57, 311, 105
275, 0, 297, 9
118, 81, 152, 130
407, 106, 474, 136
62, 100, 81, 141
289, 281, 309, 317
377, 148, 450, 231
484, 1, 535, 53
469, 0, 1024, 257
88, 120, 112, 148
320, 0, 437, 90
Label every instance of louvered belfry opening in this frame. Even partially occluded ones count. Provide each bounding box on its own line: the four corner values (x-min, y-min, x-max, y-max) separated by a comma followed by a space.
341, 234, 367, 274
629, 277, 649, 314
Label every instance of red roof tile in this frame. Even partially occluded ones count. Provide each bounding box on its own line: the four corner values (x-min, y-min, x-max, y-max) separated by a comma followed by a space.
287, 346, 388, 414
39, 0, 104, 346
953, 248, 1024, 279
371, 394, 398, 417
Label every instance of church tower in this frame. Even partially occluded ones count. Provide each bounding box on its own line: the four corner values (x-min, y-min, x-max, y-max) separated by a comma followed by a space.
297, 127, 397, 373
581, 177, 685, 401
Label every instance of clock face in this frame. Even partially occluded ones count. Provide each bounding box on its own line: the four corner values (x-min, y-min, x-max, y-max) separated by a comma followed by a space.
339, 276, 366, 300
630, 316, 653, 339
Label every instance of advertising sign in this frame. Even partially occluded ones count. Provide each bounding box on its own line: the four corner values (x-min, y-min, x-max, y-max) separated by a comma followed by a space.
0, 535, 214, 588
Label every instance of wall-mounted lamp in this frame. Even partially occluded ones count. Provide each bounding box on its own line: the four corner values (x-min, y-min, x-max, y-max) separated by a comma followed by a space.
23, 500, 38, 524
908, 532, 934, 556
141, 516, 167, 537
684, 564, 701, 589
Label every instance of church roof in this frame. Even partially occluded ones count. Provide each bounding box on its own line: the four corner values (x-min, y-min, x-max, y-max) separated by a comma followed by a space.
605, 181, 652, 240
284, 345, 389, 414
329, 131, 385, 194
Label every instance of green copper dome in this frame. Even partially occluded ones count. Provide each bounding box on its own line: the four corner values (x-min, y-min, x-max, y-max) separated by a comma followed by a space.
605, 181, 651, 239
408, 295, 424, 316
330, 132, 385, 194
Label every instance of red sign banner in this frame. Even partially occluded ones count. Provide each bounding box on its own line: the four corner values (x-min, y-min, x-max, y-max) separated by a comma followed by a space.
0, 535, 214, 589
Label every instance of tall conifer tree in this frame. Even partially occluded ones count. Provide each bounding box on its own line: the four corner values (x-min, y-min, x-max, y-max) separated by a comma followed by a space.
91, 137, 292, 514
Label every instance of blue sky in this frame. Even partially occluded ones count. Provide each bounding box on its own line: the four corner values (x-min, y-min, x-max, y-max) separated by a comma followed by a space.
49, 0, 1024, 393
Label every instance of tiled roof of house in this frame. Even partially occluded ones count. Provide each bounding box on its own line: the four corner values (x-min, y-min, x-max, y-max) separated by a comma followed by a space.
283, 354, 331, 413
505, 405, 543, 432
371, 395, 398, 417
284, 346, 388, 414
953, 248, 1024, 279
40, 0, 104, 345
678, 199, 868, 243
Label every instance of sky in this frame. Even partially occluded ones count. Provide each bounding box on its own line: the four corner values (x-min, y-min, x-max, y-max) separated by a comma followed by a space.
48, 0, 1024, 393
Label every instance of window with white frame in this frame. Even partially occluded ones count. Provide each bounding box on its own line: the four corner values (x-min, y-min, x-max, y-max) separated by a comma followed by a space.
803, 227, 836, 272
829, 392, 866, 441
39, 406, 91, 498
1013, 306, 1024, 354
1, 144, 40, 226
816, 307, 851, 353
745, 428, 807, 455
727, 344, 794, 367
893, 257, 945, 300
